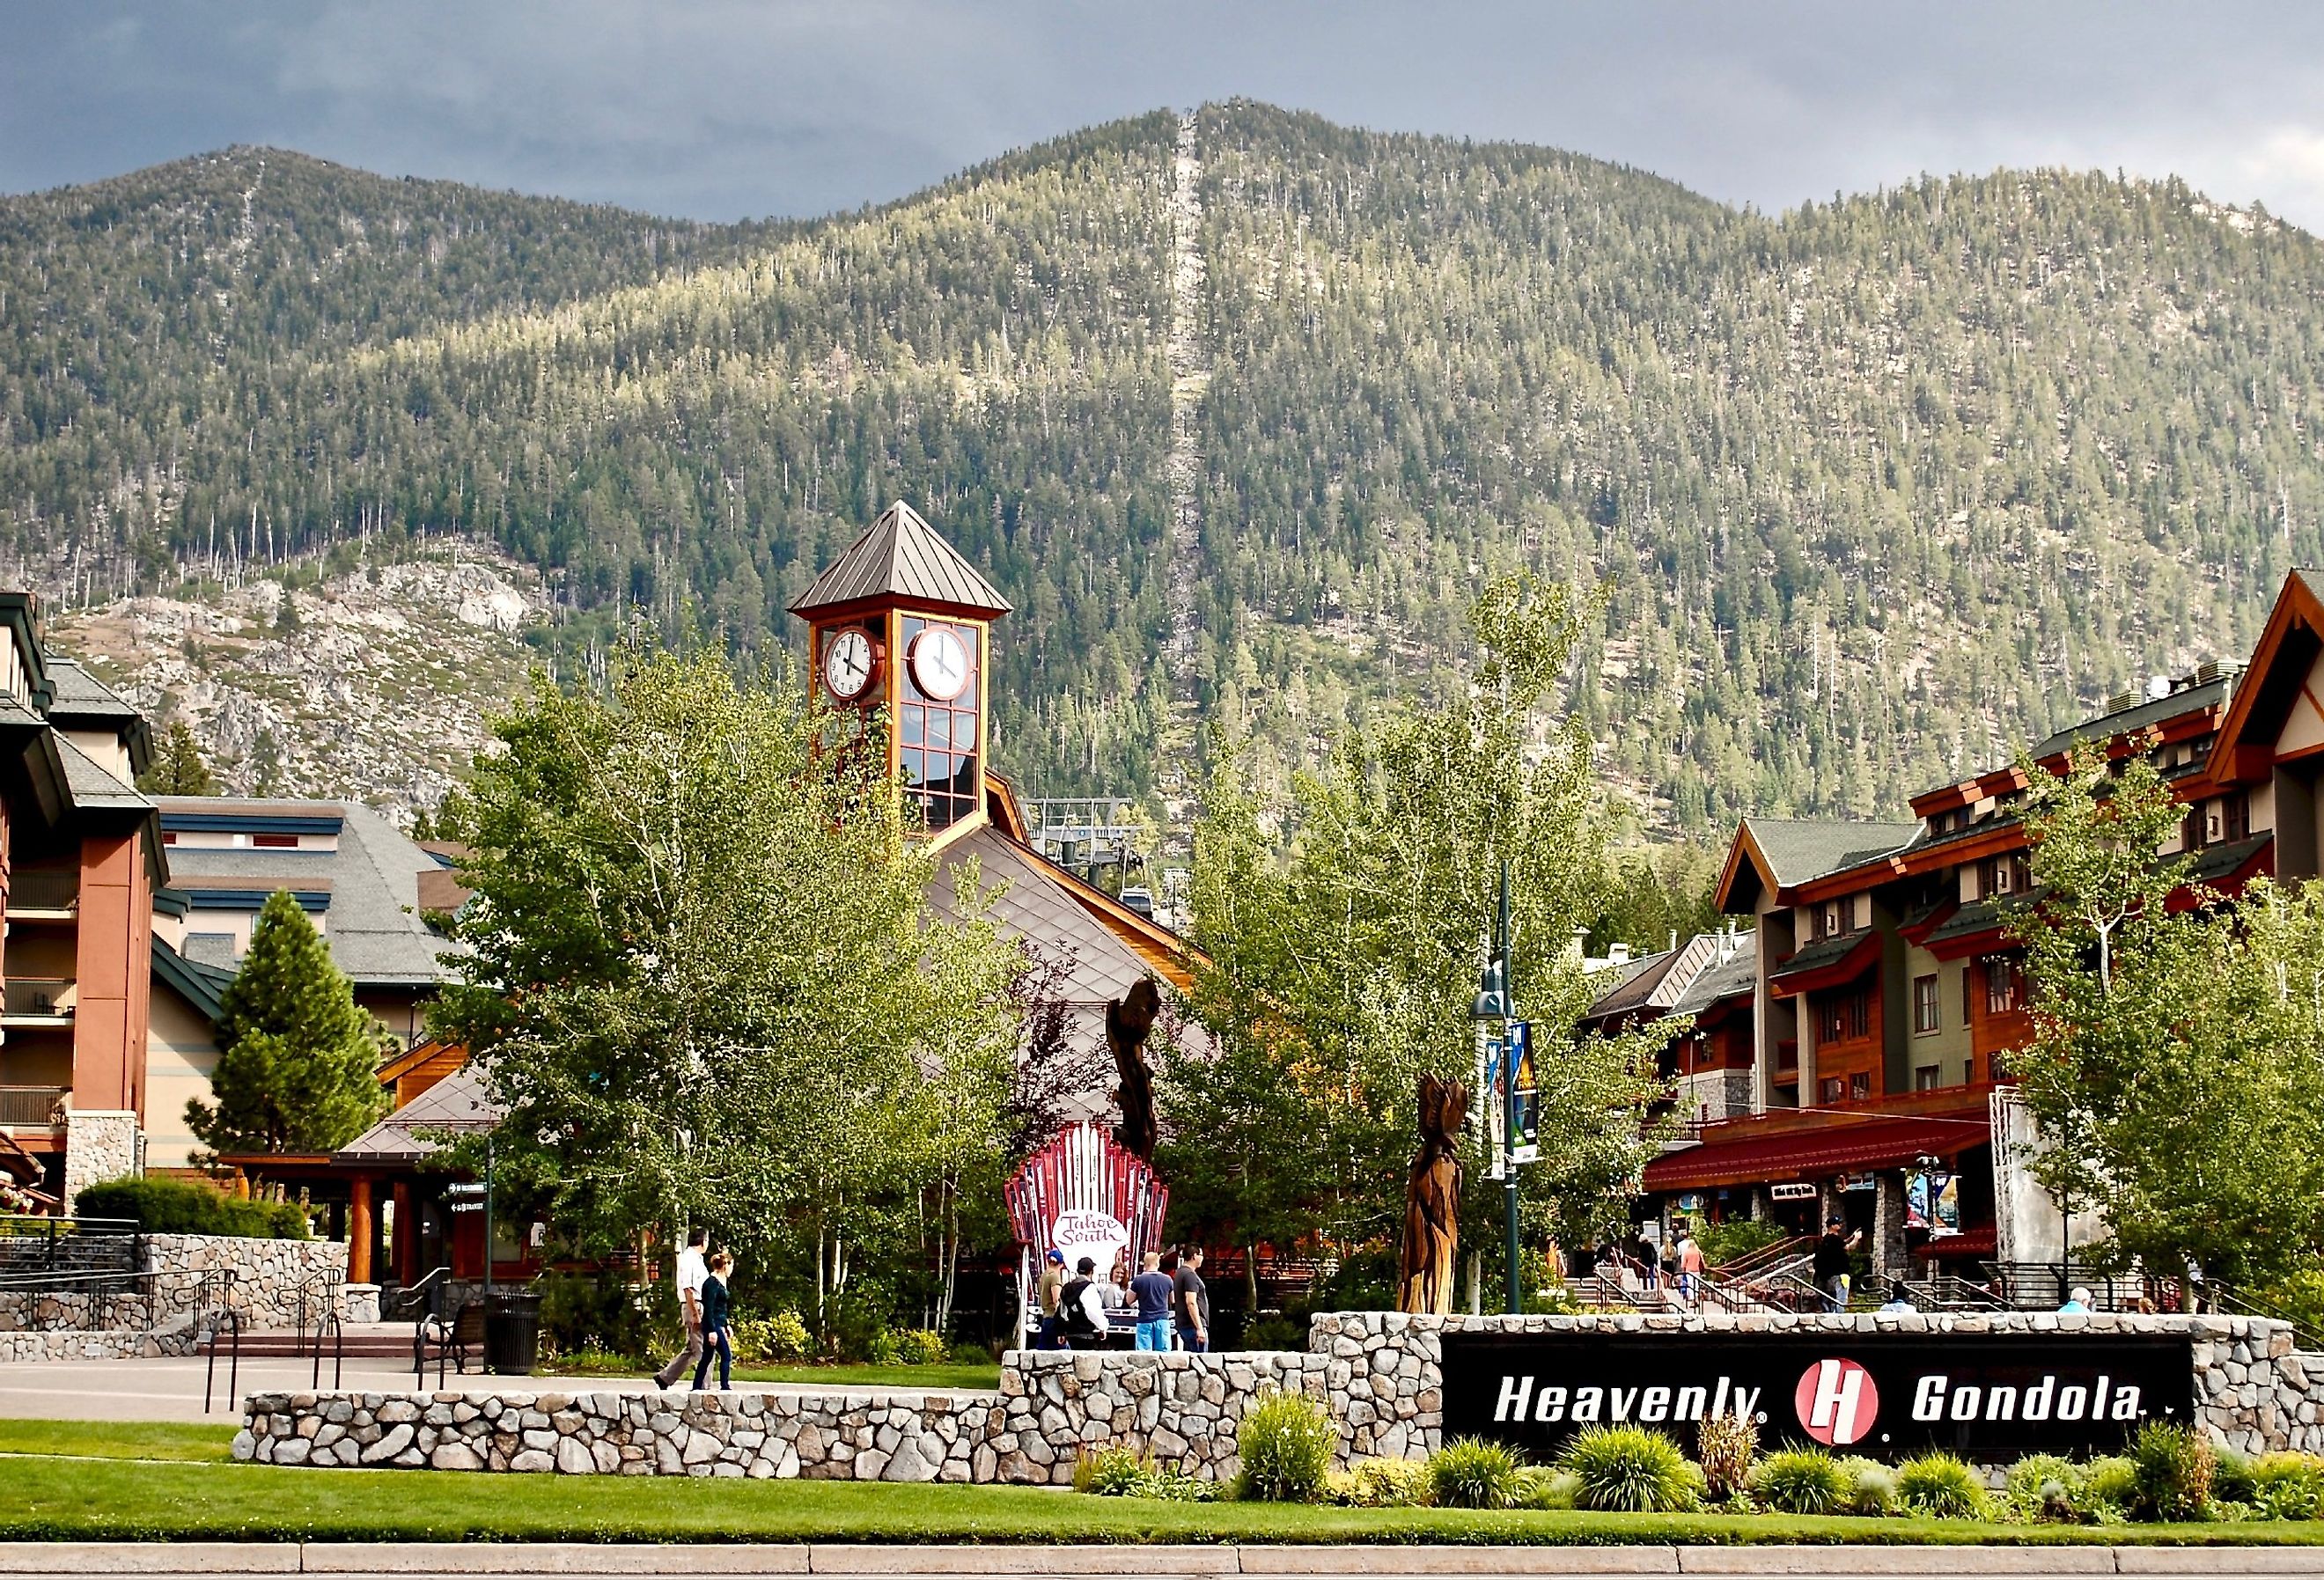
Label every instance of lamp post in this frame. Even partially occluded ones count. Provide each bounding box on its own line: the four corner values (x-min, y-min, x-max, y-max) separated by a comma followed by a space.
1469, 859, 1522, 1314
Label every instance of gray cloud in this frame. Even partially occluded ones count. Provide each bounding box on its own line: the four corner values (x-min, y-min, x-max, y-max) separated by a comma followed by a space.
4, 1, 2322, 231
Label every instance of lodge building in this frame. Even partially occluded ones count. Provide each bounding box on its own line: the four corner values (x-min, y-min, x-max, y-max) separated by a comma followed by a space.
1603, 570, 2324, 1282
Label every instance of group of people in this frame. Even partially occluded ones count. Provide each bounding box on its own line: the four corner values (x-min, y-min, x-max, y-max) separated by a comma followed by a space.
1034, 1244, 1210, 1352
653, 1226, 739, 1392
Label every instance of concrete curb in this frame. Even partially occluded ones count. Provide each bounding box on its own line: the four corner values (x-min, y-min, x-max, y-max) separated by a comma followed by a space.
9, 1546, 2324, 1576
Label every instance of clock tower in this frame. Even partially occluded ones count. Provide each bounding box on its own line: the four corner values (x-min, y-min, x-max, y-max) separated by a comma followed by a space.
788, 501, 1013, 840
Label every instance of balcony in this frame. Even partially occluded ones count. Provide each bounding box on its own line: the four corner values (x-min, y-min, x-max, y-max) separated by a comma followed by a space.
5, 871, 77, 919
0, 979, 75, 1025
0, 1085, 63, 1128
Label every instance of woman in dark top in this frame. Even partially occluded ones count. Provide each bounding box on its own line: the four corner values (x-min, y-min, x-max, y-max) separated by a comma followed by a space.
692, 1251, 734, 1391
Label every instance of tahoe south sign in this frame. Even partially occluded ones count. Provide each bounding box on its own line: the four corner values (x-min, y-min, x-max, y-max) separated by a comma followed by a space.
1440, 1330, 2195, 1458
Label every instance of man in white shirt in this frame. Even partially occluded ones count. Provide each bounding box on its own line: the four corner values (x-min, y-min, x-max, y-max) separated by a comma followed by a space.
653, 1227, 709, 1389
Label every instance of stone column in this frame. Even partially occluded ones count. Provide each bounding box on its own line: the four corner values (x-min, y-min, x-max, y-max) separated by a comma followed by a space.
1873, 1170, 1910, 1287
61, 1109, 139, 1206
348, 1176, 374, 1285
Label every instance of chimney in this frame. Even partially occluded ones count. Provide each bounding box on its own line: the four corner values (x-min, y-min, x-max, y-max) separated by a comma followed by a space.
1609, 943, 1631, 967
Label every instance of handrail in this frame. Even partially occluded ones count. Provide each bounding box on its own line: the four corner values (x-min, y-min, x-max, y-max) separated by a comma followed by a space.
1711, 1234, 1818, 1280
199, 1268, 242, 1415
388, 1266, 451, 1322
2209, 1284, 2324, 1351
293, 1262, 344, 1357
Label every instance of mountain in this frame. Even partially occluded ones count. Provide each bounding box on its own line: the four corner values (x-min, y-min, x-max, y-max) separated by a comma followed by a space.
5, 103, 2323, 833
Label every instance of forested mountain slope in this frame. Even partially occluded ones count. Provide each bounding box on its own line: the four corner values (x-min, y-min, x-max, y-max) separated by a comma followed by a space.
4, 103, 2321, 830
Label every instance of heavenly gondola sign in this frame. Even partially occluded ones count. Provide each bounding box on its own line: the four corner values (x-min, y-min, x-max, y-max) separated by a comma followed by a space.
1441, 1330, 2195, 1459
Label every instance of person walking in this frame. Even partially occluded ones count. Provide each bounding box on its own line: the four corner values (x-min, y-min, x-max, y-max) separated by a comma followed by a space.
1173, 1246, 1210, 1353
691, 1251, 735, 1392
1129, 1250, 1173, 1351
1674, 1224, 1706, 1306
1813, 1216, 1864, 1312
652, 1226, 709, 1389
1059, 1255, 1107, 1349
1034, 1248, 1067, 1350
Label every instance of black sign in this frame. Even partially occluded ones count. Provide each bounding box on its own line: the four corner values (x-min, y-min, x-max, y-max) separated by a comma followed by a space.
1441, 1330, 2195, 1459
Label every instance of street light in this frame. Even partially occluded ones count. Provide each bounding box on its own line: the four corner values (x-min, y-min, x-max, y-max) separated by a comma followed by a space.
1468, 858, 1523, 1314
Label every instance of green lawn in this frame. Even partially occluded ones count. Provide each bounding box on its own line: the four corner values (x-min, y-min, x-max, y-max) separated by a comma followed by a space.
556, 1361, 1003, 1393
0, 1421, 237, 1463
0, 1444, 2319, 1546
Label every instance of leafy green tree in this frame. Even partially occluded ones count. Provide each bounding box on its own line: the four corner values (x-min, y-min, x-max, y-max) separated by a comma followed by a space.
2009, 751, 2324, 1284
1165, 574, 1673, 1290
430, 653, 1023, 1333
136, 722, 218, 795
186, 890, 392, 1157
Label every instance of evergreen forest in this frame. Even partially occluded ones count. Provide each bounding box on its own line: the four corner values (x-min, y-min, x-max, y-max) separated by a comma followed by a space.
5, 101, 2322, 830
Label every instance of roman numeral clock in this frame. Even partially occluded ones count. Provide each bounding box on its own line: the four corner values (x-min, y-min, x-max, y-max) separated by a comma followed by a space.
788, 501, 1015, 840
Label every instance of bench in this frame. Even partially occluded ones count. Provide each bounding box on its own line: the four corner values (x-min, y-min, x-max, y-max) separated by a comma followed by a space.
415, 1302, 485, 1383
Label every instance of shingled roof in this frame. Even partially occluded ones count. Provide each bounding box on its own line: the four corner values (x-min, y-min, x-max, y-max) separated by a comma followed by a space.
788, 501, 1012, 619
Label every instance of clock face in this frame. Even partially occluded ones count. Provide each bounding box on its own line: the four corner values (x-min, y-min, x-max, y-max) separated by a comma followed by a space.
908, 626, 972, 702
824, 628, 875, 702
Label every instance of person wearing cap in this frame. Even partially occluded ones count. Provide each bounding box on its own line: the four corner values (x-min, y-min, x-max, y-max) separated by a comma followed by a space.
1035, 1248, 1068, 1349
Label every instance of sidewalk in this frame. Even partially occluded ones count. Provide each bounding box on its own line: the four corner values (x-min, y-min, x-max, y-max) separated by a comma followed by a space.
2, 1546, 2320, 1577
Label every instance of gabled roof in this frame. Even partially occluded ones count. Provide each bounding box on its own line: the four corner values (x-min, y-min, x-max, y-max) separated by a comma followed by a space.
54, 733, 151, 812
151, 935, 234, 1024
2030, 676, 2232, 763
335, 1062, 499, 1165
2212, 570, 2324, 783
1581, 948, 1680, 1023
787, 501, 1012, 619
43, 658, 140, 723
1717, 816, 1920, 912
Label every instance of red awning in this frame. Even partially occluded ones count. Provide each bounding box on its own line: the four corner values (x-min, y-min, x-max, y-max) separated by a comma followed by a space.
1914, 1224, 1997, 1260
1643, 1113, 1992, 1193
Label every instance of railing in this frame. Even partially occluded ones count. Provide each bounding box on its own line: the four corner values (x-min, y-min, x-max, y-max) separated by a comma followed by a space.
1897, 1275, 2010, 1312
0, 1087, 64, 1128
1, 979, 73, 1018
2210, 1284, 2324, 1351
200, 1268, 242, 1415
1711, 1235, 1816, 1281
0, 1212, 138, 1282
5, 871, 77, 913
1977, 1261, 2195, 1315
294, 1262, 346, 1391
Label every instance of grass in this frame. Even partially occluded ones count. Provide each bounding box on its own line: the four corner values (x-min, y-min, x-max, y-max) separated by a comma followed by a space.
1, 1441, 2323, 1546
552, 1360, 1003, 1392
0, 1421, 237, 1462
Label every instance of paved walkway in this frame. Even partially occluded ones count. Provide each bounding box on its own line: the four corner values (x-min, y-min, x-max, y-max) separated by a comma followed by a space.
4, 1546, 2322, 1577
0, 1356, 954, 1423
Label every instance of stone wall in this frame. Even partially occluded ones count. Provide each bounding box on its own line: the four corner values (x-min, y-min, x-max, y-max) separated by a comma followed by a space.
234, 1310, 2323, 1478
61, 1110, 138, 1205
0, 1232, 346, 1340
0, 1326, 202, 1362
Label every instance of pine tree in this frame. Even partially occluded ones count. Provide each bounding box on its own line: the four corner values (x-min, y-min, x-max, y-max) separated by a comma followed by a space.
136, 722, 219, 796
186, 891, 390, 1157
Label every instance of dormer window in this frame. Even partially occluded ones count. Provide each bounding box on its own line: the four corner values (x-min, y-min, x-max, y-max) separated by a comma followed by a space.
1813, 895, 1855, 939
1978, 854, 2030, 900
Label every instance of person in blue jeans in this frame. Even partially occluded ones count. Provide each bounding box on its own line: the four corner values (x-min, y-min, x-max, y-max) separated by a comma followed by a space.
692, 1251, 734, 1391
1129, 1250, 1173, 1350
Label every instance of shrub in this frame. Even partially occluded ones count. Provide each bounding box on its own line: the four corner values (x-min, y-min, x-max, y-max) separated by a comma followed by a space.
2084, 1455, 2139, 1518
1559, 1424, 1699, 1513
1695, 1411, 1756, 1503
862, 1329, 901, 1367
1235, 1390, 1335, 1503
72, 1176, 307, 1239
1239, 1315, 1305, 1352
2211, 1446, 2254, 1507
1426, 1437, 1526, 1510
893, 1328, 947, 1366
2002, 1452, 2085, 1522
1525, 1467, 1582, 1510
728, 1310, 813, 1364
2128, 1421, 2214, 1521
2249, 1453, 2324, 1520
1694, 1218, 1787, 1268
1332, 1457, 1432, 1508
1895, 1451, 1988, 1519
1074, 1444, 1211, 1501
1837, 1456, 1899, 1517
537, 1271, 653, 1361
1752, 1446, 1848, 1516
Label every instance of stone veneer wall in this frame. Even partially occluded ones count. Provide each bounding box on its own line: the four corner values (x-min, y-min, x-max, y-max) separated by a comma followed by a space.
239, 1311, 2319, 1479
61, 1110, 138, 1205
0, 1233, 346, 1341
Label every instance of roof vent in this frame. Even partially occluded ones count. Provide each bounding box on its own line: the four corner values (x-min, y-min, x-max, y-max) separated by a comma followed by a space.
2104, 690, 2138, 716
2146, 675, 2173, 702
1608, 943, 1631, 966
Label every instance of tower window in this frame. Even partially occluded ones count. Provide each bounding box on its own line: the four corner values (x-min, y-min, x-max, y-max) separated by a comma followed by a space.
898, 616, 980, 831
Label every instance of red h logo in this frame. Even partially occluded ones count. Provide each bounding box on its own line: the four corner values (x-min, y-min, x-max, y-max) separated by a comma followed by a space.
1795, 1357, 1879, 1445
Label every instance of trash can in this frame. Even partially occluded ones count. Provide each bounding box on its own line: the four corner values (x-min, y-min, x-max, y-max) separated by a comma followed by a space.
484, 1290, 542, 1376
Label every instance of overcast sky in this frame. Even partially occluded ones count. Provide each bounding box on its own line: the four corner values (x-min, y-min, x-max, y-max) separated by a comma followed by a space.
7, 2, 2324, 233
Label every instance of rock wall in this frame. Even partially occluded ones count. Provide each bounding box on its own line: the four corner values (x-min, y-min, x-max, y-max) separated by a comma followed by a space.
0, 1326, 202, 1361
0, 1233, 345, 1338
61, 1110, 138, 1204
234, 1310, 2323, 1478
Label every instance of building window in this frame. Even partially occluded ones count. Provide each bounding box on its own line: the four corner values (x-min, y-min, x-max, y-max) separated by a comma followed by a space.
1850, 1072, 1871, 1101
1916, 1064, 1941, 1091
1820, 1076, 1846, 1105
253, 833, 299, 849
161, 831, 177, 845
2221, 791, 2249, 844
1818, 988, 1871, 1044
897, 615, 982, 832
1913, 974, 1939, 1034
1982, 956, 2024, 1015
1978, 853, 2031, 900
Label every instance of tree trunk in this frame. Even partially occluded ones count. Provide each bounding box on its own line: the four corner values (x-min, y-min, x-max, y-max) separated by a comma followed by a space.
1398, 1074, 1470, 1314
